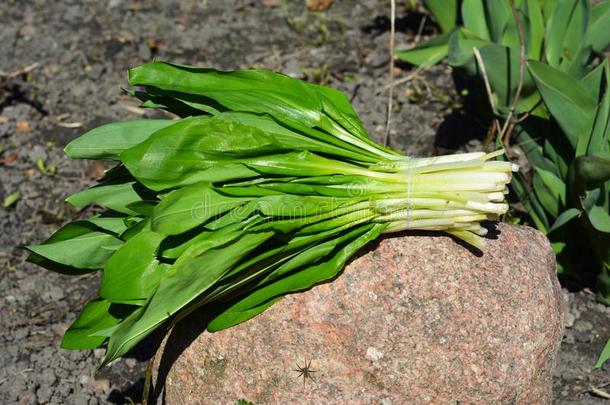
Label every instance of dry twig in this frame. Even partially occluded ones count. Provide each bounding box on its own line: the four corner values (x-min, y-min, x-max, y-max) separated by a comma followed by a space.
0, 63, 39, 79
383, 0, 396, 147
498, 0, 527, 145
589, 385, 610, 400
473, 47, 502, 138
475, 0, 527, 150
377, 64, 428, 94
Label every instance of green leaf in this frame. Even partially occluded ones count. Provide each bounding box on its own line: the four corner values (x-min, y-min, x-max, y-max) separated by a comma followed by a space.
25, 222, 123, 272
100, 231, 274, 368
475, 44, 539, 115
243, 150, 368, 178
581, 59, 609, 100
129, 63, 393, 162
544, 0, 589, 69
100, 231, 166, 304
61, 299, 134, 350
533, 166, 566, 218
128, 62, 323, 130
207, 223, 386, 331
587, 205, 610, 233
150, 182, 250, 235
66, 181, 158, 215
120, 116, 274, 190
484, 0, 512, 43
528, 60, 597, 148
461, 0, 491, 41
447, 28, 491, 70
121, 113, 376, 191
160, 220, 247, 260
64, 120, 174, 161
577, 70, 610, 157
423, 0, 457, 33
86, 214, 129, 235
586, 1, 610, 53
594, 338, 610, 369
396, 32, 451, 67
523, 0, 544, 60
2, 191, 20, 208
307, 82, 371, 144
549, 208, 581, 233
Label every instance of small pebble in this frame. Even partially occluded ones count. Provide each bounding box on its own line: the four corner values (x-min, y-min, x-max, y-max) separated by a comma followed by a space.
365, 346, 384, 361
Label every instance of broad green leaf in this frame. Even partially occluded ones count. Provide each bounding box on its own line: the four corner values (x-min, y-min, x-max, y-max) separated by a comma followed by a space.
207, 223, 386, 331
307, 82, 371, 144
151, 182, 250, 235
423, 0, 457, 33
160, 220, 248, 260
447, 28, 491, 70
225, 112, 384, 163
544, 0, 589, 69
576, 68, 610, 157
121, 116, 269, 190
581, 59, 609, 100
462, 0, 490, 41
533, 166, 566, 217
524, 0, 544, 59
587, 205, 610, 233
243, 151, 369, 178
566, 45, 594, 79
528, 60, 597, 148
549, 208, 581, 233
61, 299, 134, 350
101, 231, 274, 367
66, 181, 158, 215
476, 44, 539, 115
551, 241, 567, 255
255, 194, 349, 217
64, 120, 174, 161
219, 215, 374, 282
586, 1, 610, 53
128, 87, 219, 117
128, 62, 323, 130
130, 64, 392, 161
99, 231, 166, 304
396, 32, 452, 67
86, 215, 129, 235
543, 135, 572, 181
514, 117, 560, 177
484, 0, 512, 43
26, 222, 123, 271
595, 338, 610, 368
134, 86, 226, 116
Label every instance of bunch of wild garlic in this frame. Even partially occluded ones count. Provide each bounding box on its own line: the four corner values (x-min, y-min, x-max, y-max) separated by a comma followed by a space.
27, 62, 514, 368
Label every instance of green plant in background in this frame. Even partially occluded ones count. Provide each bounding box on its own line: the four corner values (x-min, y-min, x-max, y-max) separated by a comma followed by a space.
26, 62, 514, 369
398, 0, 610, 367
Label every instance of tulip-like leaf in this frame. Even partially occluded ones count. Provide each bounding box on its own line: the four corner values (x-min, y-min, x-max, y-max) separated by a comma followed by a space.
396, 32, 452, 67
528, 60, 597, 148
423, 0, 457, 33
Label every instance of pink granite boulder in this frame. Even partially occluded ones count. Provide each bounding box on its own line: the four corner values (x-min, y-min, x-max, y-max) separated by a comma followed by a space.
153, 223, 564, 404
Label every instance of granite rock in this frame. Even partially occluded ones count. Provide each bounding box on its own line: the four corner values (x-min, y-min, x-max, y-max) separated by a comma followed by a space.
153, 224, 564, 405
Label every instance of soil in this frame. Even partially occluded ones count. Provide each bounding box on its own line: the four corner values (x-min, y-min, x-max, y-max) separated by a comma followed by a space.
0, 1, 608, 404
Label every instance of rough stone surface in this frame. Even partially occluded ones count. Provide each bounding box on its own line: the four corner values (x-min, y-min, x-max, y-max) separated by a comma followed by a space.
154, 224, 565, 404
